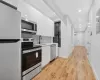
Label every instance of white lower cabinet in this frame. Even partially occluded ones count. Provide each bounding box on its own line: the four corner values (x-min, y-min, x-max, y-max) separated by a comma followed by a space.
41, 44, 58, 68
42, 46, 51, 68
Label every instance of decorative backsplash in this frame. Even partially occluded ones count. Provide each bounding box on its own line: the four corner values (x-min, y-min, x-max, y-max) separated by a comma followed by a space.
32, 35, 53, 44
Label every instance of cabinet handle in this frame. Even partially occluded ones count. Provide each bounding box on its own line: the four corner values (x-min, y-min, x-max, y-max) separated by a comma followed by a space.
23, 48, 41, 54
36, 52, 38, 58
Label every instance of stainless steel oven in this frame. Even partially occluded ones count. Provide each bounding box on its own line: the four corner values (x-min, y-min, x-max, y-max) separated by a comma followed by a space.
22, 42, 42, 80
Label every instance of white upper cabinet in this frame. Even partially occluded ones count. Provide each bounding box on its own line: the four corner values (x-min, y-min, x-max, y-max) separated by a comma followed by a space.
3, 0, 20, 7
37, 17, 54, 37
17, 1, 54, 37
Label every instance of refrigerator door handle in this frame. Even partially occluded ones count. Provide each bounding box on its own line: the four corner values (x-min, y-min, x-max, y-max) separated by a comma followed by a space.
0, 39, 20, 43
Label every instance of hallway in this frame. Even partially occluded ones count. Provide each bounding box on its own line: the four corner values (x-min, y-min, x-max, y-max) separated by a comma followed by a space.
32, 46, 96, 80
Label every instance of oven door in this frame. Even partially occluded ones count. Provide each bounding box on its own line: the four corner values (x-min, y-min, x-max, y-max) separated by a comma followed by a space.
22, 48, 42, 75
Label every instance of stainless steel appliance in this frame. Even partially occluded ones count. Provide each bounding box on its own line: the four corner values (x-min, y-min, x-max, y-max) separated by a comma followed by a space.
21, 19, 37, 40
0, 1, 21, 80
22, 42, 42, 80
21, 38, 34, 42
50, 44, 56, 61
21, 18, 37, 34
21, 13, 41, 80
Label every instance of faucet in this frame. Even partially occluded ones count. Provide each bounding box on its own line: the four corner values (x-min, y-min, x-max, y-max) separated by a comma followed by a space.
39, 35, 42, 44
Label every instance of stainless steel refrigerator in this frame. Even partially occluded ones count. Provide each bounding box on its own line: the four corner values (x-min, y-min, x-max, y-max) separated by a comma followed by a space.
0, 1, 21, 80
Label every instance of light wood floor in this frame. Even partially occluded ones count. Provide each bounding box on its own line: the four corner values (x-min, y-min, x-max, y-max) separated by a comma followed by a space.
32, 46, 96, 80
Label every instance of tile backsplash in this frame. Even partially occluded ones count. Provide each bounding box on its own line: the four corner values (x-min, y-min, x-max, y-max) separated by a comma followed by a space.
32, 35, 53, 44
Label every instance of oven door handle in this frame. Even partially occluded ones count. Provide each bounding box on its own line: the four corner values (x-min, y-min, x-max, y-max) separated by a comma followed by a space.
23, 48, 41, 54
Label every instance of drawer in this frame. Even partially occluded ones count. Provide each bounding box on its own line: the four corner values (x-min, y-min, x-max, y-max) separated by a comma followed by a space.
23, 66, 41, 80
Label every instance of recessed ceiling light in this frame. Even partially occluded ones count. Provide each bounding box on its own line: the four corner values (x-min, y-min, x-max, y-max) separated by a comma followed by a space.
78, 9, 82, 12
25, 15, 27, 17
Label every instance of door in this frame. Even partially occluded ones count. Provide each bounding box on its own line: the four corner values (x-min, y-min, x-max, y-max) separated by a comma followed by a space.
42, 46, 50, 68
22, 49, 41, 72
0, 41, 21, 80
53, 21, 61, 47
0, 2, 21, 39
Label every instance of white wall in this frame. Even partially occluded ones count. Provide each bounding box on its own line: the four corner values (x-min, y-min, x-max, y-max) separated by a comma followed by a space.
59, 20, 72, 58
90, 0, 100, 79
18, 1, 54, 37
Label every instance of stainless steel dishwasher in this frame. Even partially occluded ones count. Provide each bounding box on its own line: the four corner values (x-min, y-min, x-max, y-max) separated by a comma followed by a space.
50, 44, 56, 61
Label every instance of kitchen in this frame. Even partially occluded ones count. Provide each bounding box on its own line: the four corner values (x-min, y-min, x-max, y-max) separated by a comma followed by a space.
0, 0, 100, 80
0, 0, 61, 80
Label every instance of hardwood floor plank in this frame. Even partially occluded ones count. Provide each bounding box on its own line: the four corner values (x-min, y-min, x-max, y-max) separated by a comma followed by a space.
32, 46, 96, 80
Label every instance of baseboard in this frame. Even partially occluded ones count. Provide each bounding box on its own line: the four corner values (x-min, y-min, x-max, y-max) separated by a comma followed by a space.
90, 62, 99, 80
42, 57, 58, 69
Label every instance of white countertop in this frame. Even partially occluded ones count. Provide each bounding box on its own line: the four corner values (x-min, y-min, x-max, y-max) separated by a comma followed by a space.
35, 43, 58, 47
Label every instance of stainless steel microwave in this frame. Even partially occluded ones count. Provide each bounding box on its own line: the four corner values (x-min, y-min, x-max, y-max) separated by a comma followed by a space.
21, 19, 37, 31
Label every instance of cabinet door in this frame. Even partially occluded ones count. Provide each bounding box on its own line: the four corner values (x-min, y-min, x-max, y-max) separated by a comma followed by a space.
42, 46, 50, 68
37, 17, 54, 37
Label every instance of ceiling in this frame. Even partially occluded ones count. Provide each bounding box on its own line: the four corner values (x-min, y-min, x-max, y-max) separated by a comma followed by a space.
24, 0, 60, 21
